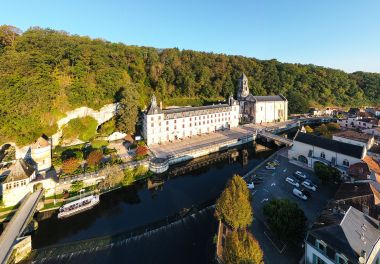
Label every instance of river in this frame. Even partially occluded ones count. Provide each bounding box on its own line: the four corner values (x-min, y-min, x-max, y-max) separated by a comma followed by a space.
30, 143, 276, 263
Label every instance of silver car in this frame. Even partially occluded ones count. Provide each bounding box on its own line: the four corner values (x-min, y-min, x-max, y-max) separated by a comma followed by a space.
301, 180, 317, 191
285, 176, 300, 188
294, 171, 307, 180
293, 188, 308, 200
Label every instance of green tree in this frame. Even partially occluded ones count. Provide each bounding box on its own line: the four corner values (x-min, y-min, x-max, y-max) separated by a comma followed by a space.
70, 180, 84, 193
116, 84, 141, 134
326, 122, 340, 132
215, 175, 252, 229
263, 199, 307, 243
314, 162, 341, 183
287, 90, 309, 114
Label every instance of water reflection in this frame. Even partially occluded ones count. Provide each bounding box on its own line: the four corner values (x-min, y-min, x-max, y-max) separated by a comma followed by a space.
32, 144, 276, 249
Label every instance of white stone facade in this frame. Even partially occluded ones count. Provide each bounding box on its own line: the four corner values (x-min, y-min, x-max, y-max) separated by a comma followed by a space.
237, 73, 288, 124
143, 96, 240, 146
288, 140, 363, 173
252, 100, 288, 124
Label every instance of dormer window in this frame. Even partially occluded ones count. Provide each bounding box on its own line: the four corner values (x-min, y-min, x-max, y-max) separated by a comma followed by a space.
316, 239, 326, 254
335, 253, 348, 264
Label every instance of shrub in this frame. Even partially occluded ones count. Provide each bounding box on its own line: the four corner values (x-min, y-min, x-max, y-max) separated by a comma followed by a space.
97, 118, 116, 136
62, 116, 98, 142
70, 181, 84, 194
91, 139, 109, 149
62, 157, 80, 174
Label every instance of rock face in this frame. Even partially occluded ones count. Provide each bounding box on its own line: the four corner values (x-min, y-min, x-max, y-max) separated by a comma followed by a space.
52, 103, 118, 146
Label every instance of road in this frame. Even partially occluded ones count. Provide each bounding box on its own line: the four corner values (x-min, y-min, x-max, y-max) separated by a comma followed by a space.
0, 189, 43, 264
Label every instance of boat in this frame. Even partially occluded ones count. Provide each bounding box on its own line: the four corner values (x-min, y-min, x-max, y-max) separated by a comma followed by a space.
58, 195, 100, 219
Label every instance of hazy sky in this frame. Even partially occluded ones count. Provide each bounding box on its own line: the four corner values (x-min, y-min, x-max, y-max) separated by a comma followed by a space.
1, 0, 379, 73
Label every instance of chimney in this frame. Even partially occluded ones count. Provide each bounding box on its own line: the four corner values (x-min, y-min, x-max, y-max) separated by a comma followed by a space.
160, 101, 163, 110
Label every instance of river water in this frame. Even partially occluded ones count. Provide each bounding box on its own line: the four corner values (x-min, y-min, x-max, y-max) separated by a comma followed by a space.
31, 143, 276, 263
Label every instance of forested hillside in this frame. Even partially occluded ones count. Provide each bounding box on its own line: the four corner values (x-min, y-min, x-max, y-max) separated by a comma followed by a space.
0, 26, 380, 145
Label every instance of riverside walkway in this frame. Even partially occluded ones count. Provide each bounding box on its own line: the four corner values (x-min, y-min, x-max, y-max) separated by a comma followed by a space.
0, 189, 43, 264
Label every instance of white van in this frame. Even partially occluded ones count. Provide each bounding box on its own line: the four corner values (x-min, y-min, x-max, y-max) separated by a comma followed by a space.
292, 188, 307, 200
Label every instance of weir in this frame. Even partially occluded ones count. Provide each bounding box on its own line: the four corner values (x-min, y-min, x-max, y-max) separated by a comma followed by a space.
30, 203, 216, 263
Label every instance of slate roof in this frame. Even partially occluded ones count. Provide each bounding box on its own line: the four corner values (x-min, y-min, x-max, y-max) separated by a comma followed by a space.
308, 206, 380, 263
294, 132, 364, 159
334, 183, 373, 201
3, 159, 35, 183
163, 104, 230, 114
32, 134, 50, 148
244, 94, 287, 102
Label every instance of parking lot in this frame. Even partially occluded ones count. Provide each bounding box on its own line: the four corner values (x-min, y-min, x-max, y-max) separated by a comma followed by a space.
248, 151, 338, 264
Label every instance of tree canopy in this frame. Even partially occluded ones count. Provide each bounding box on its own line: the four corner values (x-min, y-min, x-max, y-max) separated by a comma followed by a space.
1, 26, 379, 145
215, 175, 253, 229
223, 230, 264, 264
263, 199, 307, 243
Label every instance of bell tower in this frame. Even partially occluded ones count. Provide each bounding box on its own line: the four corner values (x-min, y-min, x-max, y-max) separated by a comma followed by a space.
237, 73, 249, 99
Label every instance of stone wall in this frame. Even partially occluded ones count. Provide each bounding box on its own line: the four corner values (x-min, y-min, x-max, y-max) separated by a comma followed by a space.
11, 236, 32, 263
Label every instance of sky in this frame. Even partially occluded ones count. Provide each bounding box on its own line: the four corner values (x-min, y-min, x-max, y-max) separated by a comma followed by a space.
1, 0, 379, 73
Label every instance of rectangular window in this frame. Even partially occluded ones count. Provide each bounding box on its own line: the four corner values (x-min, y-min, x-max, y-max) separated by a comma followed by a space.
151, 117, 154, 121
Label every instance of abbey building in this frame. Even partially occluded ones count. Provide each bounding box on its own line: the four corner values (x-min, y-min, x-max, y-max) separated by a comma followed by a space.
237, 73, 288, 124
143, 73, 288, 146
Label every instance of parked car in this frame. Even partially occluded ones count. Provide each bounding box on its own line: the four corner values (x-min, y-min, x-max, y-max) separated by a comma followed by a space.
302, 180, 317, 191
300, 188, 312, 198
247, 182, 255, 190
293, 188, 308, 200
294, 171, 307, 180
267, 162, 278, 167
272, 159, 280, 165
285, 176, 300, 187
265, 165, 276, 170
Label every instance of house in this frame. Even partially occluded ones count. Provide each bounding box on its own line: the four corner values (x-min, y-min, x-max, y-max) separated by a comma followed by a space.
333, 131, 375, 151
366, 108, 380, 117
305, 206, 380, 264
363, 128, 380, 138
29, 135, 52, 173
237, 73, 288, 124
337, 117, 380, 130
1, 159, 36, 206
332, 183, 380, 218
347, 162, 371, 181
143, 95, 240, 146
288, 132, 366, 175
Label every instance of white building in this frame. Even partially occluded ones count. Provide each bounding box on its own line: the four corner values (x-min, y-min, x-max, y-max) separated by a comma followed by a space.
143, 95, 240, 146
288, 132, 366, 175
338, 117, 380, 130
1, 159, 36, 206
366, 107, 380, 117
332, 131, 374, 151
305, 206, 380, 264
237, 73, 288, 124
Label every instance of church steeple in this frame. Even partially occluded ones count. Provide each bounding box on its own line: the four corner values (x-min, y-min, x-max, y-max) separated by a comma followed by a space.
237, 73, 249, 99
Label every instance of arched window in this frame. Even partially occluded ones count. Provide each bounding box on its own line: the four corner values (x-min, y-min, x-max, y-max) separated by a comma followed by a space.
343, 159, 350, 167
321, 152, 326, 159
298, 155, 308, 164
